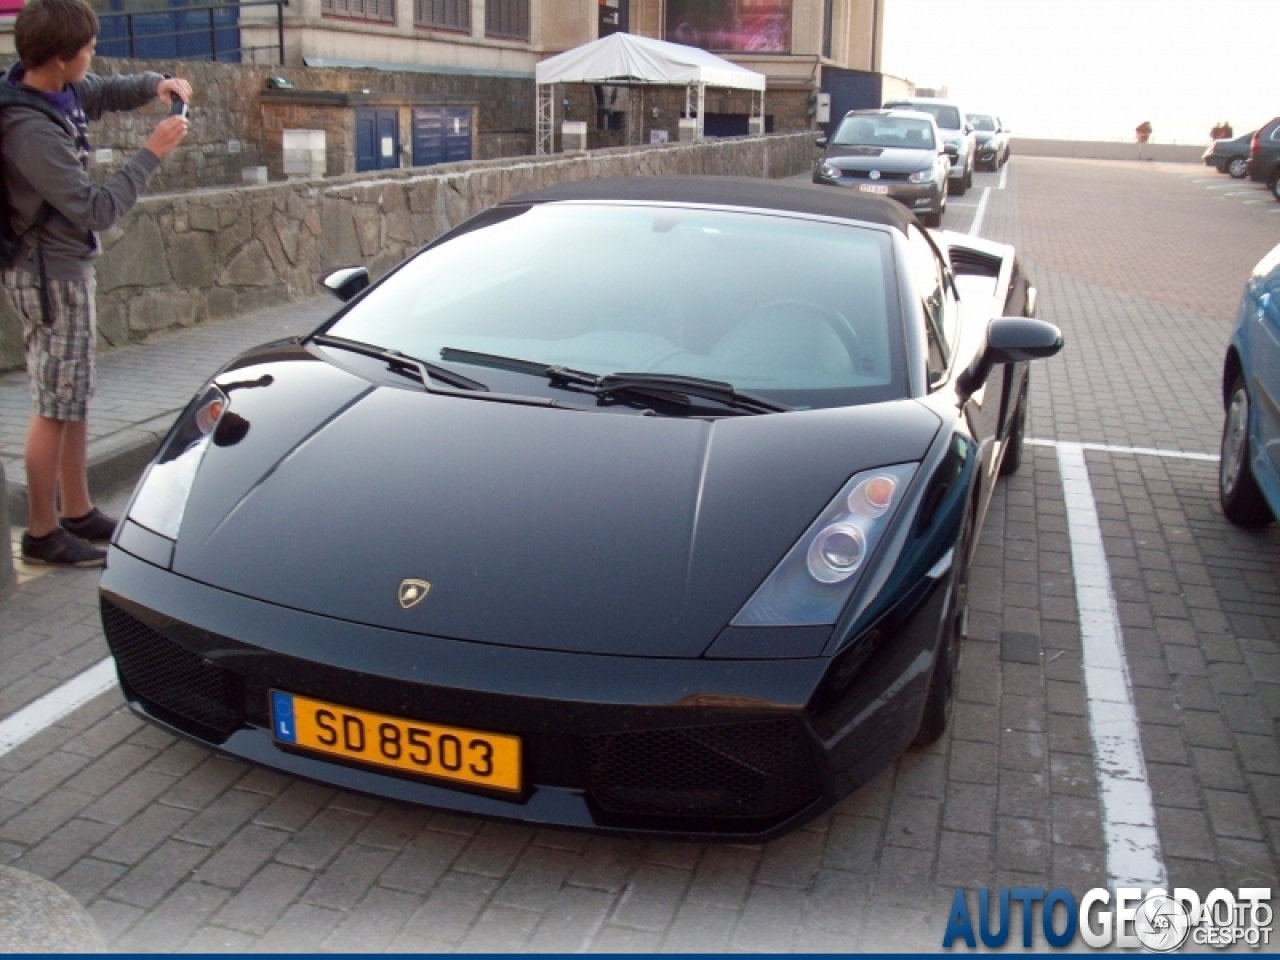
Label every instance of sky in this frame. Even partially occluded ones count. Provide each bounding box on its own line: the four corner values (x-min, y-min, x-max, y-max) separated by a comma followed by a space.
880, 0, 1279, 144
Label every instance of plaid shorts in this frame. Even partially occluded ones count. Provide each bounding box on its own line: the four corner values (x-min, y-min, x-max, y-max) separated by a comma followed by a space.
2, 269, 97, 421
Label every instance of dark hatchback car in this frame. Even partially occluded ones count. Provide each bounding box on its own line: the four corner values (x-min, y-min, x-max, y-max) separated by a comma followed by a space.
813, 109, 950, 226
967, 113, 1010, 171
1203, 130, 1253, 179
1248, 117, 1280, 200
100, 177, 1062, 840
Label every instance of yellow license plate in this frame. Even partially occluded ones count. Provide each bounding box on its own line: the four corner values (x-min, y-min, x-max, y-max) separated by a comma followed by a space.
859, 183, 890, 194
270, 690, 521, 793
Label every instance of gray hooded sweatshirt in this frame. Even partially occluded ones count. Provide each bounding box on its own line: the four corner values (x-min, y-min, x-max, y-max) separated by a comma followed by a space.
1, 70, 163, 282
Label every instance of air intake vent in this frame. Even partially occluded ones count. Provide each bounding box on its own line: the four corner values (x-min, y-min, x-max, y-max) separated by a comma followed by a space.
949, 247, 1001, 278
101, 599, 243, 741
578, 719, 820, 824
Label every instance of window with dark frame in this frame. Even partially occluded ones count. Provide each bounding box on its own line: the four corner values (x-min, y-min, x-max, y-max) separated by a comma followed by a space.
822, 0, 834, 59
485, 0, 529, 40
415, 0, 469, 30
323, 0, 395, 23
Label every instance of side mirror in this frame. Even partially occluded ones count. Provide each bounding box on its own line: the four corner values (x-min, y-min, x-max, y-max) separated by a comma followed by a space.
956, 317, 1063, 400
963, 123, 974, 134
815, 135, 828, 148
322, 266, 369, 302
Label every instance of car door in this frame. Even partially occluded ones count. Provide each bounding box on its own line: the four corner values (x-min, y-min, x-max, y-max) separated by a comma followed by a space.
910, 227, 1003, 489
1251, 265, 1280, 484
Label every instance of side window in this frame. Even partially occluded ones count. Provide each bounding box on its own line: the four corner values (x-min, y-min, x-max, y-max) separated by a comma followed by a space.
907, 226, 952, 384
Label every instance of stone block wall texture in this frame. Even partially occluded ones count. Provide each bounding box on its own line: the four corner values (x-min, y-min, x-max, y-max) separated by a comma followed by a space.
0, 56, 535, 193
0, 133, 813, 370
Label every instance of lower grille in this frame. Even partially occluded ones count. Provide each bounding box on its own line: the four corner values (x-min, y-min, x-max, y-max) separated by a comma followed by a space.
578, 719, 821, 823
101, 599, 243, 741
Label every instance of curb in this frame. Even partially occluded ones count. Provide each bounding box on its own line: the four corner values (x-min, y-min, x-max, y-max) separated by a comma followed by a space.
4, 410, 179, 527
0, 461, 13, 601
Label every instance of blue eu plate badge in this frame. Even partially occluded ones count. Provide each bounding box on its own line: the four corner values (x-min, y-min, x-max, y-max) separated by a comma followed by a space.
271, 691, 297, 743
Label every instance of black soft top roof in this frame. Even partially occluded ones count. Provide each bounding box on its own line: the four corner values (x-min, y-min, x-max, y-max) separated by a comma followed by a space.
505, 176, 914, 233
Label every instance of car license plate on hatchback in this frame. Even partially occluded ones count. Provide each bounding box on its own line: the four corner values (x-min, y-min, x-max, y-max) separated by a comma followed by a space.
859, 184, 890, 195
270, 691, 521, 792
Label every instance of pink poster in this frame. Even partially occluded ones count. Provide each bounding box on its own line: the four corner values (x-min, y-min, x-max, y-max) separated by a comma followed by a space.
666, 0, 792, 53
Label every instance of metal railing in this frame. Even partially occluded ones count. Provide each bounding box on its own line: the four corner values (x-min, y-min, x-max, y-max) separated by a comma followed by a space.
97, 0, 286, 64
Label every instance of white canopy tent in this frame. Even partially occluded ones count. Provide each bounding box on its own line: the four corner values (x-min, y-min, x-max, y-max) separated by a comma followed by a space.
534, 33, 767, 155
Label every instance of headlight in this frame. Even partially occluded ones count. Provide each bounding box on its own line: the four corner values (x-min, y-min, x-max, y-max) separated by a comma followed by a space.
732, 463, 918, 626
820, 162, 842, 179
128, 385, 228, 540
907, 168, 933, 183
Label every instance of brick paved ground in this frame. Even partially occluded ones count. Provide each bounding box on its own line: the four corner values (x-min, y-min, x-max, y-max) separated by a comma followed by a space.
1, 158, 1279, 951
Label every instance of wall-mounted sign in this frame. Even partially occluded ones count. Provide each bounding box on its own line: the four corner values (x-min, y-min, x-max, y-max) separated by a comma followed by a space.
381, 136, 394, 158
666, 0, 791, 53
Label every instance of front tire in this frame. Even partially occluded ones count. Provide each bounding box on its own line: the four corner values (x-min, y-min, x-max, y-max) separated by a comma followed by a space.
964, 164, 974, 190
1220, 373, 1275, 526
914, 531, 970, 746
1271, 176, 1280, 202
1228, 157, 1248, 178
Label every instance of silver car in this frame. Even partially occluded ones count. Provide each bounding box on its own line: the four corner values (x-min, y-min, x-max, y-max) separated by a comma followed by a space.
882, 96, 976, 196
813, 109, 950, 227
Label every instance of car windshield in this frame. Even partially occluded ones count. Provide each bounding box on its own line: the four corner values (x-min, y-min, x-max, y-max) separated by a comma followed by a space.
968, 114, 996, 132
887, 103, 961, 130
833, 115, 936, 149
325, 203, 906, 410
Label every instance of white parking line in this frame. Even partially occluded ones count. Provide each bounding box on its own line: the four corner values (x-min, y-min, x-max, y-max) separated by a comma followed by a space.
968, 187, 990, 236
998, 163, 1008, 190
1056, 443, 1166, 888
967, 153, 1167, 884
0, 659, 118, 757
1028, 438, 1217, 462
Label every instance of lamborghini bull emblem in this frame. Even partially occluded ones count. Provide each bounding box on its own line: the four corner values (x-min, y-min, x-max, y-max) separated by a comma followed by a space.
398, 579, 432, 609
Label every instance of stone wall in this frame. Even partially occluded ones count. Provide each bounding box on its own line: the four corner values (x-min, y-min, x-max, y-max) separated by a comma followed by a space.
0, 56, 536, 193
0, 133, 814, 370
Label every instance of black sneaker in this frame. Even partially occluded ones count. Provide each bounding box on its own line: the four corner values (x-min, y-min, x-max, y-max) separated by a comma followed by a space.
21, 528, 107, 567
60, 508, 118, 543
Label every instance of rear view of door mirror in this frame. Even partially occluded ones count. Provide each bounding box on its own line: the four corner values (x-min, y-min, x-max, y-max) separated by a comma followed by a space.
815, 135, 828, 148
956, 317, 1064, 400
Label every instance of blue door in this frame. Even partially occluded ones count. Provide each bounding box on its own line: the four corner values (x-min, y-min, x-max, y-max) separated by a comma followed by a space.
412, 108, 472, 167
356, 109, 400, 172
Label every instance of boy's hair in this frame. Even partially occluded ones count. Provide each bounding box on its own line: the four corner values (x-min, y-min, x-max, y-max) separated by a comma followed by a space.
14, 0, 99, 69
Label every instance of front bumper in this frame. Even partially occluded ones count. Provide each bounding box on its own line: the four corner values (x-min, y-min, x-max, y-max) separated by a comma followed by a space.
99, 544, 946, 840
811, 172, 946, 215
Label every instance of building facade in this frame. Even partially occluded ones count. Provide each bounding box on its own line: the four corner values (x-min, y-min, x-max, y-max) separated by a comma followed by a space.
237, 0, 891, 140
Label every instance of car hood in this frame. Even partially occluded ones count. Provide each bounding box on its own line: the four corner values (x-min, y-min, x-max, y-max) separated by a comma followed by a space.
823, 146, 935, 173
168, 345, 941, 658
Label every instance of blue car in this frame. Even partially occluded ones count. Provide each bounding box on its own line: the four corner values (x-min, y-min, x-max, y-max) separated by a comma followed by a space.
1221, 241, 1280, 525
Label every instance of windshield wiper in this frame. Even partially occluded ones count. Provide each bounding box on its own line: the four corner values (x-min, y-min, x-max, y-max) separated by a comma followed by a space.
313, 334, 488, 393
437, 347, 599, 389
596, 373, 789, 415
439, 348, 788, 415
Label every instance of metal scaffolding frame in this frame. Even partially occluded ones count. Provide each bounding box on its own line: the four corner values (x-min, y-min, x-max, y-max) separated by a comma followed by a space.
536, 83, 555, 157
